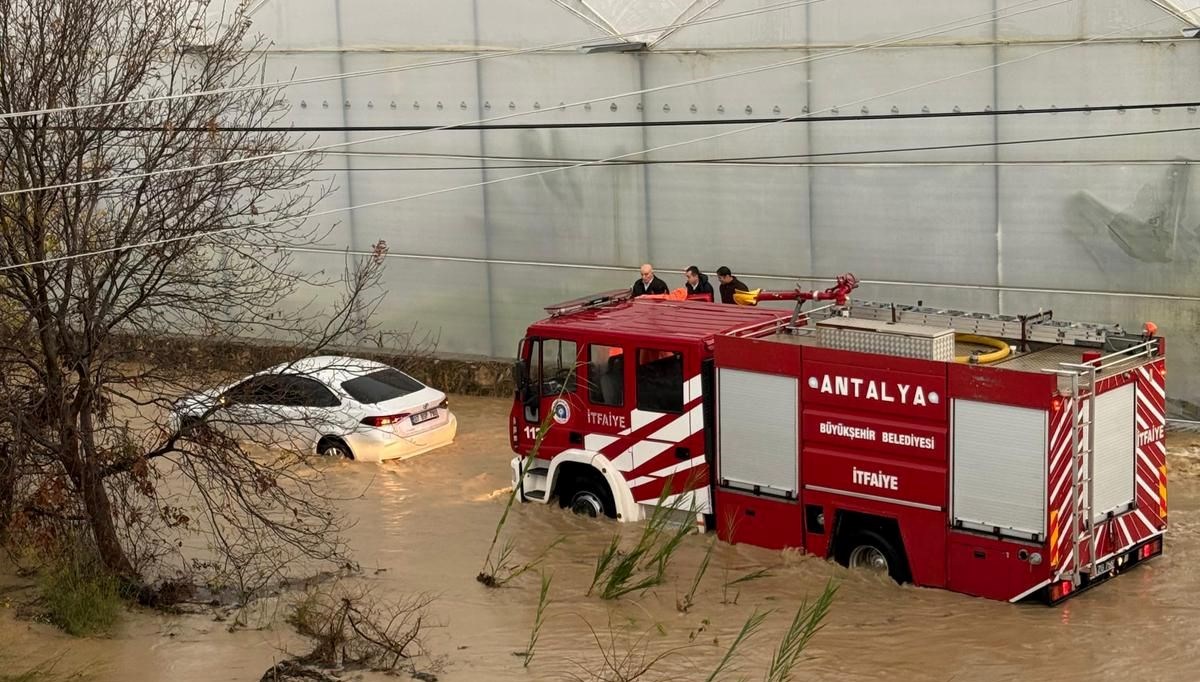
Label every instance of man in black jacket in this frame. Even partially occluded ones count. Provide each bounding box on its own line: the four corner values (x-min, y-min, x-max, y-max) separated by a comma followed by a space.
716, 265, 749, 304
631, 263, 669, 297
685, 265, 715, 300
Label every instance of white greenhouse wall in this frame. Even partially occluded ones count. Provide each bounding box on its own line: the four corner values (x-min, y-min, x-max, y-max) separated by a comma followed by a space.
235, 0, 1200, 412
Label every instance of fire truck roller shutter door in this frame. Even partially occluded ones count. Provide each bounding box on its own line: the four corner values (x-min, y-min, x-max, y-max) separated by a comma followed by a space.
952, 400, 1048, 540
1091, 382, 1135, 522
717, 368, 798, 498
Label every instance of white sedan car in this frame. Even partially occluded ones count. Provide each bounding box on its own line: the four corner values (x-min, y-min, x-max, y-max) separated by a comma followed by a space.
172, 356, 458, 462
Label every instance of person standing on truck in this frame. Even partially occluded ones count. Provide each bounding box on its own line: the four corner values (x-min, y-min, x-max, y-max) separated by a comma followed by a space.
715, 266, 749, 304
685, 266, 715, 301
631, 263, 669, 298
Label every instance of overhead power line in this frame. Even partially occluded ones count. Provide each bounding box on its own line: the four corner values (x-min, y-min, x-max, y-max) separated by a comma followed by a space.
0, 0, 834, 122
0, 0, 1070, 200
38, 101, 1200, 133
95, 123, 1200, 170
275, 246, 1200, 303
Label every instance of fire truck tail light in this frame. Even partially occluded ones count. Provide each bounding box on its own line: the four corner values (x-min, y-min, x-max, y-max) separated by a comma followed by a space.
1051, 396, 1064, 412
1050, 580, 1074, 602
1139, 538, 1162, 560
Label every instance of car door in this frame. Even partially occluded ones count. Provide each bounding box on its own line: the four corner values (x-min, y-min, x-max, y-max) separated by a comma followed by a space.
219, 375, 287, 445
274, 375, 344, 453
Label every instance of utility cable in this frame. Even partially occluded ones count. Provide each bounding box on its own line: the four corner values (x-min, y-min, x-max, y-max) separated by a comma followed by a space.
0, 0, 1069, 199
0, 0, 834, 122
61, 100, 1200, 133
2, 0, 1167, 273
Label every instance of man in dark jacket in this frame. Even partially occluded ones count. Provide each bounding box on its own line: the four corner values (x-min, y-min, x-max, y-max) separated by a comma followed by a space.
685, 265, 715, 300
631, 263, 669, 297
716, 265, 749, 304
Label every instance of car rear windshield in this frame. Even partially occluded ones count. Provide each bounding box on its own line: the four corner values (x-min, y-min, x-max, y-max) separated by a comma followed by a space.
341, 369, 425, 404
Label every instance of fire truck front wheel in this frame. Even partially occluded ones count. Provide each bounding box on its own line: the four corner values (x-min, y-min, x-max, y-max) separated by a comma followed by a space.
837, 530, 911, 584
556, 466, 617, 519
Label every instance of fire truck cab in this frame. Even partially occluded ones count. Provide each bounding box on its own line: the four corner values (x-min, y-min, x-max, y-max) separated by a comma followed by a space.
509, 288, 788, 521
509, 285, 1168, 604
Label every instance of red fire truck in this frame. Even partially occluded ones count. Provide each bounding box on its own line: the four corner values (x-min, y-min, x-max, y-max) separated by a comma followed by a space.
508, 276, 1167, 604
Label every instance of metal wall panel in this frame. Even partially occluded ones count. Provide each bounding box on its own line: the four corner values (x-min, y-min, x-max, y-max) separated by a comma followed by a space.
996, 0, 1187, 41
952, 399, 1047, 537
641, 52, 812, 274
653, 0, 809, 49
808, 0, 993, 44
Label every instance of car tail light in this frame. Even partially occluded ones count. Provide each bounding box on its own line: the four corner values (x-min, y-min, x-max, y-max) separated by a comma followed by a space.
362, 413, 410, 427
439, 398, 449, 409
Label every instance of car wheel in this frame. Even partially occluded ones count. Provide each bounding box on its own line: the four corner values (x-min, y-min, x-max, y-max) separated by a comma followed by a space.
836, 530, 910, 584
559, 472, 616, 519
317, 438, 354, 460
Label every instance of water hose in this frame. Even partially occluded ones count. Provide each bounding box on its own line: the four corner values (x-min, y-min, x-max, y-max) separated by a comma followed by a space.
955, 334, 1012, 364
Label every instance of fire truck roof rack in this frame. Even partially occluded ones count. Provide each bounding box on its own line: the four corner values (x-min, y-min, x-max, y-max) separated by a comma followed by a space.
806, 298, 1124, 348
544, 288, 633, 317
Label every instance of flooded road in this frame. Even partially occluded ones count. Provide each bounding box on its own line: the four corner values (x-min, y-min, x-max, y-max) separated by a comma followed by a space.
4, 397, 1200, 681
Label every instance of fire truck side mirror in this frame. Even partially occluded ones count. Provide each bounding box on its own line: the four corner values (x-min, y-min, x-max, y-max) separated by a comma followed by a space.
514, 359, 530, 393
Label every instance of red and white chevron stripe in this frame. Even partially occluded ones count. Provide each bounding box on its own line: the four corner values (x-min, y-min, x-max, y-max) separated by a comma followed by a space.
1048, 395, 1076, 576
1050, 360, 1167, 579
585, 373, 711, 512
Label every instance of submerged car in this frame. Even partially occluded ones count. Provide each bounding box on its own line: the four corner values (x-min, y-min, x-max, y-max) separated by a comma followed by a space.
172, 355, 457, 462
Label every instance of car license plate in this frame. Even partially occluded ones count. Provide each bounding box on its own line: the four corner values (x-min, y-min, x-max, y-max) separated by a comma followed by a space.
411, 409, 438, 425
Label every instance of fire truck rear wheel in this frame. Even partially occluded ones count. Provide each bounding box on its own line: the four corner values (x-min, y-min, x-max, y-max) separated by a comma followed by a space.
838, 530, 910, 584
558, 470, 616, 519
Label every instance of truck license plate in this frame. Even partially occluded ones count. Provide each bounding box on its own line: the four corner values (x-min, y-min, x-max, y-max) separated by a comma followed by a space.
1093, 558, 1114, 575
411, 409, 438, 425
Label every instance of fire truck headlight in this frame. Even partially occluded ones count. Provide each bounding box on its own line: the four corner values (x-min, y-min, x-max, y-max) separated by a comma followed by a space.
1028, 552, 1043, 566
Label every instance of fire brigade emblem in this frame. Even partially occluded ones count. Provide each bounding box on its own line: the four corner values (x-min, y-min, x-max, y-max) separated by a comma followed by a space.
551, 398, 571, 424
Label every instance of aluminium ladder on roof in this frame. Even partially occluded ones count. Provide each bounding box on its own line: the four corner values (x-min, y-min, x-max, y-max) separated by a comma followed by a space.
805, 298, 1124, 348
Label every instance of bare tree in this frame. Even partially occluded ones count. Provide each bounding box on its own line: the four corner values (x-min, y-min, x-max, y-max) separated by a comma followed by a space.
0, 0, 390, 594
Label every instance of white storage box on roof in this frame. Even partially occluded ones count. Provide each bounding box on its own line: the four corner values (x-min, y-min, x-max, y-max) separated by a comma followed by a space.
817, 317, 955, 361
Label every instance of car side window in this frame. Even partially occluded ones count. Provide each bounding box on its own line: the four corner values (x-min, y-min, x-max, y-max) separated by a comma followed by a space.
225, 376, 284, 405
588, 344, 624, 407
636, 349, 683, 413
284, 376, 340, 408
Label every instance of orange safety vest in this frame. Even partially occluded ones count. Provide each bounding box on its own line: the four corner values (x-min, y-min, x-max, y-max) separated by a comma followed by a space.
640, 287, 690, 301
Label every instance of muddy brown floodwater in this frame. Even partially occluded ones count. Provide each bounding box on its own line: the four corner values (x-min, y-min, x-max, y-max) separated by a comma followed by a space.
4, 397, 1200, 681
